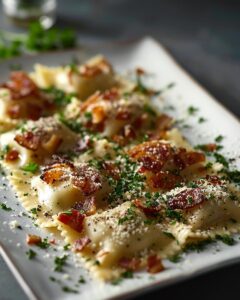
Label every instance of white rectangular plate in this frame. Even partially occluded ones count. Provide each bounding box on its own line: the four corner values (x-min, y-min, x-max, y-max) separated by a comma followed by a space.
1, 37, 240, 300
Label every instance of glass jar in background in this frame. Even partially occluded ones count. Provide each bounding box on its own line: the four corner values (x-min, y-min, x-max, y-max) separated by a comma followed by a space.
2, 0, 57, 29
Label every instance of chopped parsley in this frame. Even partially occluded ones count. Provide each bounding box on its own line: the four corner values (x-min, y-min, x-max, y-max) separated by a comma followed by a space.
216, 234, 235, 246
62, 286, 78, 293
165, 208, 183, 222
213, 153, 229, 168
163, 231, 176, 240
108, 155, 145, 203
21, 162, 39, 173
0, 203, 12, 211
63, 244, 70, 251
184, 239, 213, 252
84, 111, 92, 121
26, 249, 37, 260
169, 254, 181, 263
54, 255, 68, 272
37, 238, 50, 249
118, 205, 137, 225
198, 117, 206, 123
215, 135, 224, 143
143, 104, 157, 116
187, 106, 198, 115
42, 87, 76, 106
111, 270, 134, 285
78, 276, 86, 284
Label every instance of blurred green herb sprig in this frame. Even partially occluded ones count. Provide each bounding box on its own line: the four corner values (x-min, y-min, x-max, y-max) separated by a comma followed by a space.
0, 21, 77, 59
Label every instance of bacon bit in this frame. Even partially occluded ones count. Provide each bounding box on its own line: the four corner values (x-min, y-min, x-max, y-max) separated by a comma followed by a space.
14, 131, 41, 151
92, 106, 106, 124
73, 195, 97, 216
102, 161, 120, 180
118, 257, 141, 271
2, 72, 38, 99
150, 171, 182, 190
168, 188, 206, 210
133, 199, 160, 215
116, 109, 131, 121
173, 149, 205, 170
5, 149, 19, 162
111, 134, 126, 146
49, 238, 56, 245
123, 124, 136, 139
41, 167, 65, 184
41, 134, 62, 153
7, 104, 21, 119
41, 161, 74, 184
129, 141, 172, 172
58, 209, 85, 233
136, 68, 145, 75
80, 91, 101, 112
102, 88, 118, 101
147, 255, 164, 274
203, 143, 217, 152
73, 237, 91, 252
26, 234, 42, 245
72, 165, 102, 196
206, 175, 222, 185
79, 59, 112, 78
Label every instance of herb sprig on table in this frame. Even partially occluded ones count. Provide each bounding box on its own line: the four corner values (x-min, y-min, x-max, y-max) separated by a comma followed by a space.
0, 21, 77, 59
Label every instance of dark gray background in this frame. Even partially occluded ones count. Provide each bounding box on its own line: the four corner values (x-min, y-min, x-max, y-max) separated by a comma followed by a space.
0, 0, 240, 299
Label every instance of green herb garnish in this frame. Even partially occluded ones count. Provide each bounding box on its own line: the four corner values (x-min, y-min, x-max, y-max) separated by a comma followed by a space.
54, 255, 68, 272
216, 234, 235, 246
0, 203, 12, 211
26, 249, 37, 260
21, 162, 39, 173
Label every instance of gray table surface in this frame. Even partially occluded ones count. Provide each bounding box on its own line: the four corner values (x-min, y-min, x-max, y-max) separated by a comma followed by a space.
0, 0, 240, 299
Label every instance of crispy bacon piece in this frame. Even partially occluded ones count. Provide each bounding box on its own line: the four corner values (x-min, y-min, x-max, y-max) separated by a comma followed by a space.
14, 131, 41, 151
206, 175, 222, 185
92, 106, 106, 124
7, 104, 21, 119
72, 165, 102, 196
202, 143, 217, 152
173, 149, 205, 170
129, 141, 173, 172
101, 161, 120, 180
5, 149, 19, 162
2, 72, 38, 99
102, 88, 118, 101
26, 234, 42, 245
73, 195, 97, 216
80, 91, 101, 112
133, 199, 160, 215
58, 209, 85, 232
79, 58, 112, 78
123, 124, 136, 139
118, 257, 141, 271
116, 109, 132, 121
136, 68, 145, 75
168, 188, 206, 210
147, 255, 164, 274
73, 237, 91, 252
41, 161, 102, 196
149, 171, 182, 190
